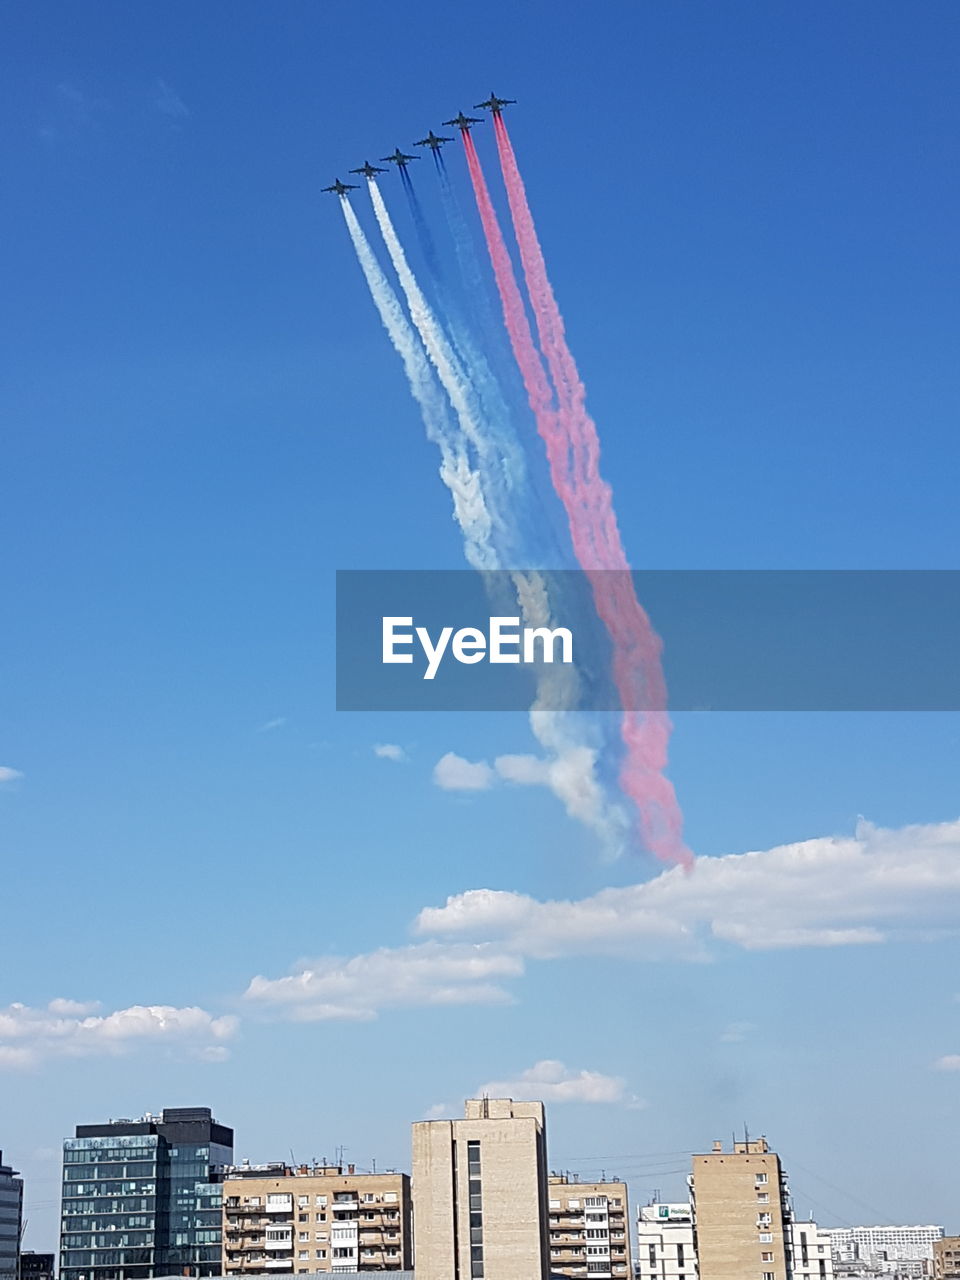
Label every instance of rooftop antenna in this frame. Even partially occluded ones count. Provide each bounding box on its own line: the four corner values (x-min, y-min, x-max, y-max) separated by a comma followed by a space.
372, 1157, 377, 1174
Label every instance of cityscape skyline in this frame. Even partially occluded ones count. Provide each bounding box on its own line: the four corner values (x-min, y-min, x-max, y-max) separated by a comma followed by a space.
4, 0, 960, 1269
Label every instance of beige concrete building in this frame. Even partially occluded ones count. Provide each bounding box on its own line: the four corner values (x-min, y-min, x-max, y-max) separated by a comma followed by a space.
547, 1175, 631, 1279
412, 1098, 550, 1280
935, 1237, 960, 1278
690, 1137, 790, 1280
221, 1163, 411, 1274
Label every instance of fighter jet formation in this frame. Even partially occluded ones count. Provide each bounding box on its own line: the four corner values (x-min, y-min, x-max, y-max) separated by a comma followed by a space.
324, 92, 515, 191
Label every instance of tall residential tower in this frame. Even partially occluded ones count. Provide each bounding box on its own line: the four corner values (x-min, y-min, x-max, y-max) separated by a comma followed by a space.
412, 1098, 550, 1280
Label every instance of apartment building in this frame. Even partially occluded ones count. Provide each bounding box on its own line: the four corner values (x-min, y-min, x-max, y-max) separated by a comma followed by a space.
412, 1098, 550, 1280
690, 1137, 792, 1280
221, 1163, 411, 1275
546, 1175, 630, 1279
790, 1219, 834, 1280
636, 1202, 697, 1279
934, 1236, 960, 1278
828, 1225, 944, 1270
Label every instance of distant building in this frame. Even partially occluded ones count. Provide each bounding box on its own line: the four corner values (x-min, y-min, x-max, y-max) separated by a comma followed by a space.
636, 1202, 697, 1279
828, 1225, 944, 1269
412, 1098, 550, 1280
546, 1174, 630, 1278
20, 1254, 55, 1280
934, 1237, 960, 1278
690, 1137, 792, 1280
60, 1106, 233, 1280
0, 1153, 23, 1280
790, 1220, 834, 1280
221, 1163, 411, 1274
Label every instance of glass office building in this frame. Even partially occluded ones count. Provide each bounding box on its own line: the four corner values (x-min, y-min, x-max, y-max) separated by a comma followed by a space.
60, 1107, 233, 1280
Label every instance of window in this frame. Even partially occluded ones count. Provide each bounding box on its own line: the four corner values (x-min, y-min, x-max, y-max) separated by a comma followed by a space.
315, 1196, 327, 1207
756, 1173, 768, 1184
763, 1273, 775, 1280
298, 1233, 308, 1242
297, 1196, 309, 1207
762, 1252, 773, 1262
760, 1233, 773, 1243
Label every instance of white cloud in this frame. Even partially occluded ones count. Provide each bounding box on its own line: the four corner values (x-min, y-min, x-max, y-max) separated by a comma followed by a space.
934, 1055, 960, 1071
256, 717, 287, 733
244, 942, 524, 1021
155, 79, 189, 120
0, 767, 24, 785
416, 819, 960, 958
477, 1059, 627, 1104
423, 1102, 451, 1120
0, 1000, 238, 1069
719, 1021, 755, 1043
374, 743, 407, 762
433, 752, 495, 791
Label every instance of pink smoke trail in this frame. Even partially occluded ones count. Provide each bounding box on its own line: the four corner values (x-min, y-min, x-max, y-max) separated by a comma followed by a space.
464, 122, 691, 869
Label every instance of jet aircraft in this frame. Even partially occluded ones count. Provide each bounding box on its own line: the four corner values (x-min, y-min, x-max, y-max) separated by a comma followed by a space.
474, 92, 516, 115
322, 179, 358, 196
414, 130, 453, 151
380, 148, 419, 168
349, 160, 388, 179
442, 111, 483, 131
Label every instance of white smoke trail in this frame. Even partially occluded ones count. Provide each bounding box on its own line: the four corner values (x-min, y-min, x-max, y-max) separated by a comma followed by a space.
341, 197, 496, 571
356, 188, 627, 854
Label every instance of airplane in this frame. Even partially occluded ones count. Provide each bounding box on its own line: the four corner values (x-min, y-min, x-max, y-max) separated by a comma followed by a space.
321, 178, 359, 196
442, 111, 483, 131
474, 91, 516, 115
414, 130, 453, 151
349, 160, 388, 179
380, 147, 419, 168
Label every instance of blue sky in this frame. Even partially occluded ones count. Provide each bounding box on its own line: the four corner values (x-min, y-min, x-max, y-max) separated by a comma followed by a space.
3, 0, 960, 1251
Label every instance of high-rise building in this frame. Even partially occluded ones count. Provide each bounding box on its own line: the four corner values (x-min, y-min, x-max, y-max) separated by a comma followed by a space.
636, 1202, 697, 1279
0, 1153, 23, 1280
60, 1106, 233, 1280
411, 1098, 550, 1280
546, 1175, 630, 1278
690, 1137, 792, 1280
221, 1162, 412, 1274
934, 1236, 960, 1278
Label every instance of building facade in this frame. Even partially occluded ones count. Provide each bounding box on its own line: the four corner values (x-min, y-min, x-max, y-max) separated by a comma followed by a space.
636, 1202, 697, 1279
934, 1237, 960, 1278
0, 1153, 23, 1280
690, 1137, 792, 1280
828, 1226, 944, 1271
20, 1254, 56, 1280
60, 1106, 233, 1280
790, 1220, 834, 1280
546, 1175, 630, 1279
411, 1098, 550, 1280
221, 1163, 411, 1274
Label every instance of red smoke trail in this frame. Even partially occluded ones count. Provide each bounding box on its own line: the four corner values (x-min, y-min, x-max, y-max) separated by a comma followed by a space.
464, 122, 691, 869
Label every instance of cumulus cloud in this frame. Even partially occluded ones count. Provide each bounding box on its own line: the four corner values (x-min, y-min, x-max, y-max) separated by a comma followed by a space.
477, 1059, 627, 1104
374, 743, 407, 762
433, 752, 495, 791
0, 1000, 238, 1069
0, 767, 23, 785
244, 942, 523, 1021
934, 1055, 960, 1071
416, 819, 960, 958
423, 1102, 451, 1120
